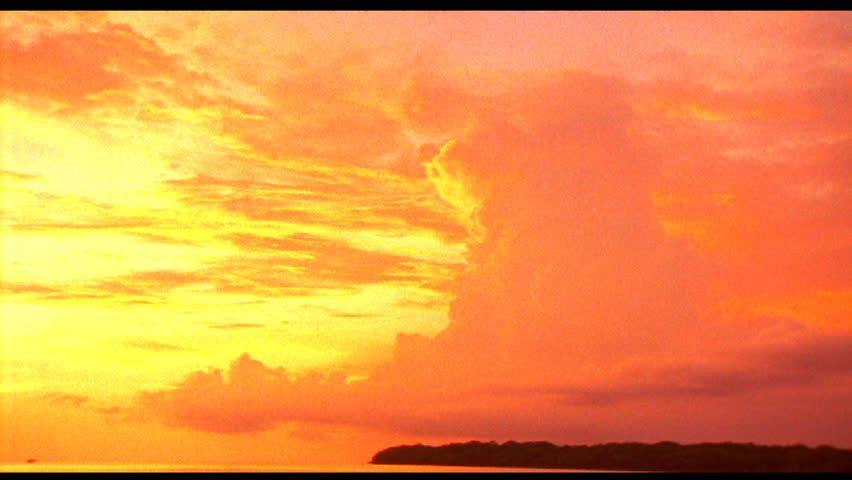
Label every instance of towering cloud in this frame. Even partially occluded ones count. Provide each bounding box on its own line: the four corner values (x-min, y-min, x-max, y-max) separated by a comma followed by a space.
136, 68, 852, 445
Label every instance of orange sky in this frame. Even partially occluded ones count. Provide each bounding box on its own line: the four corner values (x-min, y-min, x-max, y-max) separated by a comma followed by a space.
1, 11, 850, 466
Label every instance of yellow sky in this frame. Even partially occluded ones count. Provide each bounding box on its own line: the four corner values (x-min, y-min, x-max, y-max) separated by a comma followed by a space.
0, 12, 474, 404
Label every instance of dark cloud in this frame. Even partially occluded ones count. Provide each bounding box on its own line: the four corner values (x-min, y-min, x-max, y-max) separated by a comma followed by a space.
124, 340, 189, 352
207, 323, 266, 330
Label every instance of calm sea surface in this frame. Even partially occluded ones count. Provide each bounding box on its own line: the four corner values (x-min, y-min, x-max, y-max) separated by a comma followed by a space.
1, 463, 614, 472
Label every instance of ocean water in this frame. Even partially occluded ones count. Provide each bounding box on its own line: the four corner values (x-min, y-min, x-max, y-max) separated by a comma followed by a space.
0, 463, 610, 472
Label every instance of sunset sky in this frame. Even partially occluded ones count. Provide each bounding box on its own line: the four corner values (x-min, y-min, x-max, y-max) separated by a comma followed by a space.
1, 11, 850, 466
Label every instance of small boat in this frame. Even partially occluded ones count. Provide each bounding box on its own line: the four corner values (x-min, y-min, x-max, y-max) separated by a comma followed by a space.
26, 459, 37, 464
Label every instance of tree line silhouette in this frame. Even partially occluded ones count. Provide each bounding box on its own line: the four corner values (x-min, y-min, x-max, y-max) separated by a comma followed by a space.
371, 440, 852, 471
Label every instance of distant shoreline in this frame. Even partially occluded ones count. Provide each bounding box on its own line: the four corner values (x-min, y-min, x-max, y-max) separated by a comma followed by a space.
371, 440, 852, 472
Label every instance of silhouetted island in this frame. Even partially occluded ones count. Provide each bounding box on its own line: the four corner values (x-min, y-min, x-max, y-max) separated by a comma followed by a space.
371, 441, 852, 472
